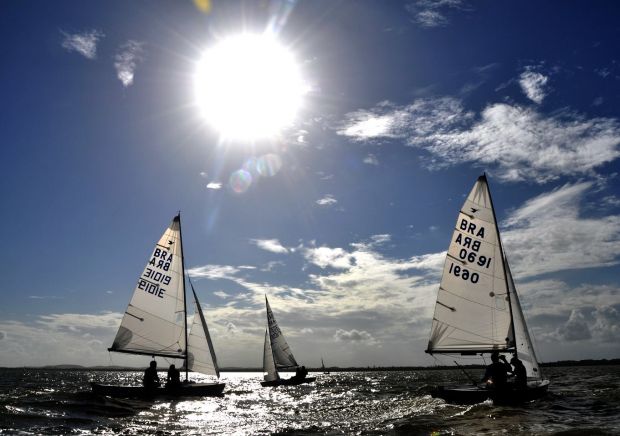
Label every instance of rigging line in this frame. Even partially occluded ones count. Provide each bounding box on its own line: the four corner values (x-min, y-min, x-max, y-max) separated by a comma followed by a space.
121, 330, 184, 353
439, 287, 507, 311
432, 319, 508, 344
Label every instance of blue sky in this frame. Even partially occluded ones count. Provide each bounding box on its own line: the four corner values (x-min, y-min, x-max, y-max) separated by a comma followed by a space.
1, 0, 619, 368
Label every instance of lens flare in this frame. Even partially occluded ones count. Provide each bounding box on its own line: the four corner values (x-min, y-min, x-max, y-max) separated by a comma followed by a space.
257, 154, 282, 177
229, 170, 253, 193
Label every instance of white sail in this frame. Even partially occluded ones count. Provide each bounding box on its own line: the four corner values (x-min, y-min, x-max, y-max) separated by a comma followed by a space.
110, 215, 186, 358
506, 263, 541, 380
427, 175, 514, 354
187, 286, 220, 378
265, 296, 298, 368
262, 329, 279, 382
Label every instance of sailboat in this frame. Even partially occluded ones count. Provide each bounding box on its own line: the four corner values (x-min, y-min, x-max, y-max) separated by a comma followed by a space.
90, 214, 225, 397
321, 357, 330, 375
261, 296, 316, 387
426, 175, 549, 404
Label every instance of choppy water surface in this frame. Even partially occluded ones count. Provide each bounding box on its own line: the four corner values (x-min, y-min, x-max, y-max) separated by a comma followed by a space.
1, 366, 619, 435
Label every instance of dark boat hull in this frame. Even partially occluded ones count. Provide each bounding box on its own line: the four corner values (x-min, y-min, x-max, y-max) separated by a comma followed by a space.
90, 382, 225, 398
431, 380, 549, 405
261, 377, 316, 387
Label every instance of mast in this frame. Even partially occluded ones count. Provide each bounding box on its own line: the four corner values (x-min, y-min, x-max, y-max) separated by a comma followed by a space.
482, 173, 518, 355
177, 212, 189, 381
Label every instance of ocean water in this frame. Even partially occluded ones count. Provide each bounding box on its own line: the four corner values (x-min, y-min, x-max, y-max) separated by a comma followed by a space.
0, 366, 619, 435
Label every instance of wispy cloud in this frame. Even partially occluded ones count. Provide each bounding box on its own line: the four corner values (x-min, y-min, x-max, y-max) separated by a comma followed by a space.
405, 0, 469, 28
114, 40, 145, 87
503, 182, 620, 277
363, 153, 379, 165
338, 97, 620, 183
519, 67, 549, 104
316, 194, 338, 206
250, 238, 289, 254
61, 30, 104, 59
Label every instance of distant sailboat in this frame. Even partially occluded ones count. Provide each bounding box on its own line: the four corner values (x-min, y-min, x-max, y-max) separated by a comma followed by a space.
426, 175, 549, 404
261, 296, 316, 387
91, 214, 225, 397
321, 357, 330, 375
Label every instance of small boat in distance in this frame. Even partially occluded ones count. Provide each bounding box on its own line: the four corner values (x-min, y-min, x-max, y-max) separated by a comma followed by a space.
425, 175, 549, 404
90, 214, 225, 398
261, 296, 316, 387
321, 357, 330, 375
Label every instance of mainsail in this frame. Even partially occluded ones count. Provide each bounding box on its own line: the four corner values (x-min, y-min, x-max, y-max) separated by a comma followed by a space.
110, 216, 186, 358
262, 329, 279, 382
265, 296, 298, 369
187, 285, 220, 378
108, 214, 221, 379
427, 175, 515, 354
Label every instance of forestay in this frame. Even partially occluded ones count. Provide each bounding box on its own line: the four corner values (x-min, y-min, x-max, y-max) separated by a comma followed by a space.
427, 175, 514, 354
187, 286, 220, 377
265, 296, 298, 368
110, 216, 186, 358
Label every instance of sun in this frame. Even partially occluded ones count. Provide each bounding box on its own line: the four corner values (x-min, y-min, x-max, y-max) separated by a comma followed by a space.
195, 33, 306, 141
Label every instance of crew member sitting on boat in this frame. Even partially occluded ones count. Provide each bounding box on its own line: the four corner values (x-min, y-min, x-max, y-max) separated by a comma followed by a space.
166, 364, 181, 390
482, 352, 510, 389
509, 356, 527, 388
294, 366, 308, 380
143, 360, 161, 390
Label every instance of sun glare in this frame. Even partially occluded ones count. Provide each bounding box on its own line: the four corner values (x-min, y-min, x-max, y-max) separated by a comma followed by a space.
195, 34, 306, 141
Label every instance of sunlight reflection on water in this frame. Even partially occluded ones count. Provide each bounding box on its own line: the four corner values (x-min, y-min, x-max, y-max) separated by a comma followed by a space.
0, 368, 619, 435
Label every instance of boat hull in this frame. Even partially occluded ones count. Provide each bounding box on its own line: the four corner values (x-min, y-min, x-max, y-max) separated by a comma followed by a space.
90, 382, 225, 398
431, 380, 549, 405
261, 376, 316, 387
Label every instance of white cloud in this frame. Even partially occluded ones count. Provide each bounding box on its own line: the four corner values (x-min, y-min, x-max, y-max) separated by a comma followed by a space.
503, 182, 620, 277
61, 30, 104, 59
316, 194, 338, 206
187, 265, 240, 280
541, 305, 620, 344
519, 68, 549, 104
0, 312, 122, 367
304, 246, 353, 269
370, 234, 391, 245
363, 153, 379, 165
334, 328, 376, 343
338, 97, 620, 183
114, 40, 144, 87
250, 238, 289, 254
207, 182, 222, 190
213, 291, 230, 299
405, 0, 467, 28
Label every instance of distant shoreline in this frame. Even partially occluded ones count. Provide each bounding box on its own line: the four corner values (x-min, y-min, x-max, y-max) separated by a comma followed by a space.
1, 358, 618, 372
